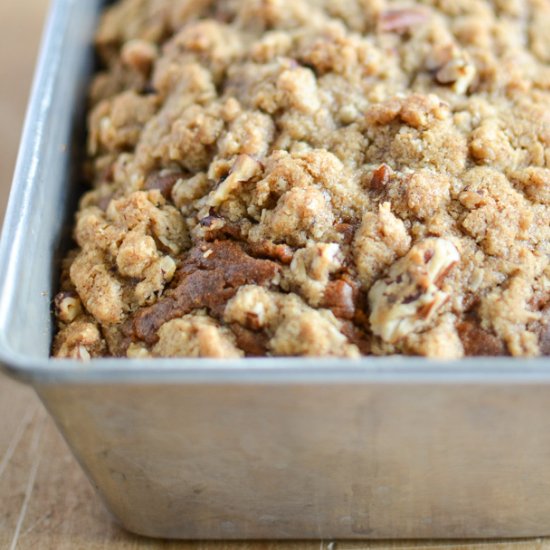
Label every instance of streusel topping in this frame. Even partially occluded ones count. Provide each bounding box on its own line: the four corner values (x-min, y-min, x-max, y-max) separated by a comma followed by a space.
54, 0, 549, 359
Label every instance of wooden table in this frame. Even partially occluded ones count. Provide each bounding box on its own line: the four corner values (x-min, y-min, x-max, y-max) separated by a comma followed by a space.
0, 1, 548, 548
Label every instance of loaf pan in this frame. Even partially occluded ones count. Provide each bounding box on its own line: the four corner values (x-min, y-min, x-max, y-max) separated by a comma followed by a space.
1, 0, 549, 540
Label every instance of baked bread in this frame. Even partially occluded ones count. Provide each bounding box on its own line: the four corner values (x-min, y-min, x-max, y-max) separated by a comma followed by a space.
54, 0, 550, 359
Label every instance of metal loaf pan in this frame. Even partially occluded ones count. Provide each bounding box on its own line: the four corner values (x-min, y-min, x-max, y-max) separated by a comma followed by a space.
1, 0, 549, 540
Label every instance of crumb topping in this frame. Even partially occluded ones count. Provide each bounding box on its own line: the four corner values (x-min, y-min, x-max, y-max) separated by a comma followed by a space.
54, 0, 550, 359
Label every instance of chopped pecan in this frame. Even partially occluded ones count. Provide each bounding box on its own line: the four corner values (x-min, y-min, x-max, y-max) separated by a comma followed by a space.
207, 154, 262, 207
145, 171, 184, 199
53, 320, 106, 359
199, 208, 223, 228
229, 323, 269, 357
369, 238, 460, 343
435, 58, 475, 93
54, 291, 83, 323
322, 279, 358, 320
426, 45, 476, 94
369, 164, 393, 193
530, 291, 549, 313
335, 223, 355, 245
379, 8, 428, 33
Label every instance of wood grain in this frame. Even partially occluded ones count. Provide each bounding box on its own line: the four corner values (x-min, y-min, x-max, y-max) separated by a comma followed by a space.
0, 1, 548, 548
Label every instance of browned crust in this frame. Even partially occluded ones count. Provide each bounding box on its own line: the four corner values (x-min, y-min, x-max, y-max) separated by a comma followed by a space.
128, 240, 280, 345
